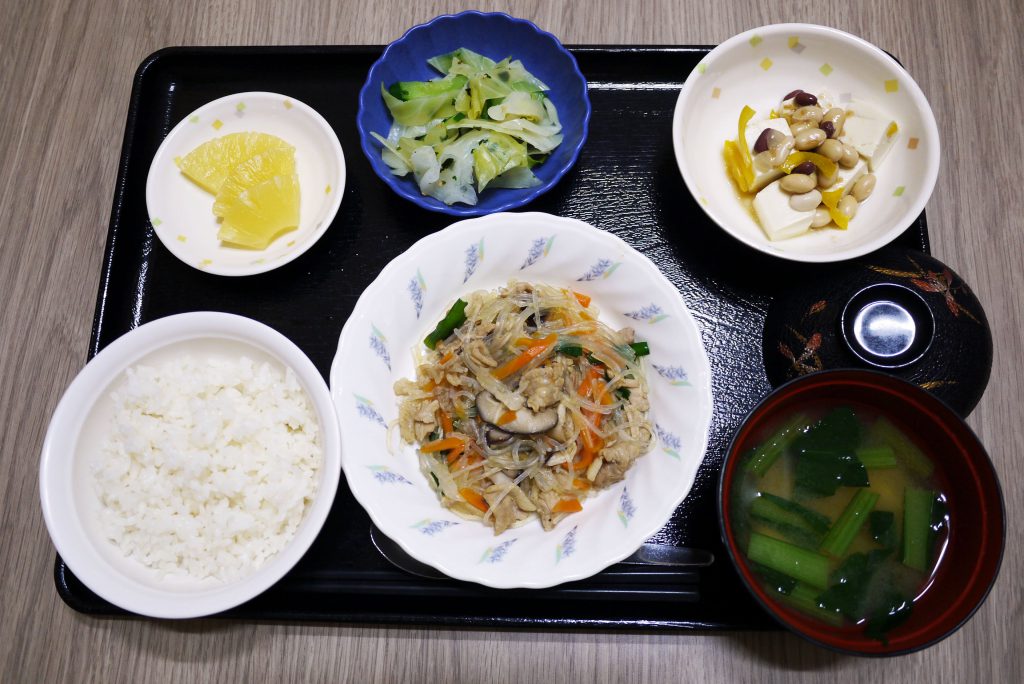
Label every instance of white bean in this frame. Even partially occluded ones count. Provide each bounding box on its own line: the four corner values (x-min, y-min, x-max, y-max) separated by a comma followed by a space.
839, 143, 860, 169
780, 173, 817, 194
852, 174, 876, 201
821, 108, 847, 137
811, 207, 832, 228
789, 189, 823, 212
794, 128, 826, 151
838, 195, 859, 218
792, 105, 824, 124
817, 139, 844, 162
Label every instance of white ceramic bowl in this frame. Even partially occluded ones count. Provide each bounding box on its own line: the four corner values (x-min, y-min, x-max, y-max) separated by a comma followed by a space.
330, 212, 713, 588
673, 24, 940, 263
146, 92, 345, 276
39, 312, 341, 618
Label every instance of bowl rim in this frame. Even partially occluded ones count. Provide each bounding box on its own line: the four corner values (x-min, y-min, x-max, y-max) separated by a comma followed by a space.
329, 211, 714, 588
717, 368, 1005, 656
38, 311, 342, 618
145, 90, 346, 277
355, 10, 591, 216
672, 22, 941, 264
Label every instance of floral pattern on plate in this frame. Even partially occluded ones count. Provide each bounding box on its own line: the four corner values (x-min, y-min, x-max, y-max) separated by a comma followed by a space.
331, 212, 712, 589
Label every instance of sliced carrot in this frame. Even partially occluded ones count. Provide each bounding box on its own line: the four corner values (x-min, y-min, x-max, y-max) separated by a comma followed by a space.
496, 410, 517, 426
572, 291, 591, 308
459, 488, 489, 513
445, 443, 465, 465
578, 414, 601, 452
514, 337, 535, 347
553, 499, 583, 514
577, 365, 602, 397
571, 367, 612, 470
439, 350, 455, 365
592, 378, 615, 407
492, 333, 557, 380
572, 478, 592, 490
575, 442, 600, 471
420, 437, 465, 453
438, 409, 454, 435
450, 452, 482, 470
422, 380, 437, 392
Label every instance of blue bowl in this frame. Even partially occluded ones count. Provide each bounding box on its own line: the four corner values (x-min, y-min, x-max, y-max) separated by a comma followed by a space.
357, 11, 591, 216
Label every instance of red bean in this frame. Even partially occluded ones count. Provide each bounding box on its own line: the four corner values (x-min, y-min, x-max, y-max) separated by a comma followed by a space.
783, 89, 804, 100
795, 91, 818, 106
820, 121, 836, 138
792, 161, 817, 175
753, 129, 772, 153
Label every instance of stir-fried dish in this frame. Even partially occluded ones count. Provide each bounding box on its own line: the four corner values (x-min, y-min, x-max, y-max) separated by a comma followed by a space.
394, 282, 654, 534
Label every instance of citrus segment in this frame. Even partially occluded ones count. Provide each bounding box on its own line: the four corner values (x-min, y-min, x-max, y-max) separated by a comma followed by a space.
175, 132, 294, 194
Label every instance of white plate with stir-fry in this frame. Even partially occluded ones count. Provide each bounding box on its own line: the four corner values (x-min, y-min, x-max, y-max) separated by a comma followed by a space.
331, 213, 712, 588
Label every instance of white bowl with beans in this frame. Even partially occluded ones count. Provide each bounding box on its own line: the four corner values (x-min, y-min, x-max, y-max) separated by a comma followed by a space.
673, 23, 940, 263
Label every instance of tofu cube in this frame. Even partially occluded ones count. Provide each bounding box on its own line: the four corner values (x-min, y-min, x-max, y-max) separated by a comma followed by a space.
840, 102, 899, 171
744, 117, 794, 192
754, 179, 816, 241
833, 158, 867, 197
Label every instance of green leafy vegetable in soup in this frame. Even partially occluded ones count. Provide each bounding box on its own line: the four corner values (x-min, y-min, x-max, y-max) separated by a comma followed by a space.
371, 48, 563, 206
733, 404, 949, 644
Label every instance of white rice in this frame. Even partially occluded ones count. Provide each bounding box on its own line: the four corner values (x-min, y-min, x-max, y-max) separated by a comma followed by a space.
92, 354, 321, 582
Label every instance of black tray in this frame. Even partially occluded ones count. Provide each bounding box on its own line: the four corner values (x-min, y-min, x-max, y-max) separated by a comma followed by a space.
56, 45, 929, 629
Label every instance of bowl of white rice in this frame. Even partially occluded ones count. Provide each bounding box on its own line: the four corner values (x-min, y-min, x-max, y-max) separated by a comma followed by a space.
39, 312, 341, 618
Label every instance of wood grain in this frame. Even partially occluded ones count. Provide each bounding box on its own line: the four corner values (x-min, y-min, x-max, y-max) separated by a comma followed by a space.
1, 1, 1020, 681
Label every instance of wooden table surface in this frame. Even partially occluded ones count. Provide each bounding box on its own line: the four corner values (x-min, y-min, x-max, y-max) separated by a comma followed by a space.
2, 0, 1020, 681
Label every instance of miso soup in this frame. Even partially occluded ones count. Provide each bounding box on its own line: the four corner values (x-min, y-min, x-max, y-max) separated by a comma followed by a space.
731, 403, 949, 642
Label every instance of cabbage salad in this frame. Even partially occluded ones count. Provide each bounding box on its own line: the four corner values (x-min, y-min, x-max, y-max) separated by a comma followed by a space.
371, 48, 564, 205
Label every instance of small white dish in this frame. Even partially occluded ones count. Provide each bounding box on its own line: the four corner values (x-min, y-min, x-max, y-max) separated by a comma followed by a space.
146, 92, 345, 276
673, 24, 940, 263
330, 212, 713, 589
39, 312, 341, 618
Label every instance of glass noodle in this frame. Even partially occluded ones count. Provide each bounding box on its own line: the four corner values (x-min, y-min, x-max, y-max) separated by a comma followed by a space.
394, 282, 654, 534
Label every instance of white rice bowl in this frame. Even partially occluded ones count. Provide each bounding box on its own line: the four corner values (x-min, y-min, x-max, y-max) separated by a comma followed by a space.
94, 355, 321, 582
39, 312, 341, 618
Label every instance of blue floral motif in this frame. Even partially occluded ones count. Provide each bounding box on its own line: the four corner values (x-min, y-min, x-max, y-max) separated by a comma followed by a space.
368, 465, 413, 485
354, 395, 386, 428
555, 525, 578, 563
408, 270, 426, 318
463, 239, 484, 283
654, 423, 682, 459
577, 258, 621, 282
520, 235, 555, 270
653, 363, 690, 386
624, 303, 669, 324
412, 519, 459, 536
479, 538, 517, 564
617, 487, 637, 527
369, 325, 391, 370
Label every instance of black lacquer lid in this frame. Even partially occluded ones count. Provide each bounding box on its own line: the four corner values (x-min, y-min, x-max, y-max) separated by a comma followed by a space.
763, 248, 992, 416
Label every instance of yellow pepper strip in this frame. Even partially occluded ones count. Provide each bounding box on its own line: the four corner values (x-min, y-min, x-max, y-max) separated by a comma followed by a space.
736, 105, 756, 174
723, 140, 750, 192
821, 186, 851, 229
723, 105, 757, 192
781, 151, 838, 179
